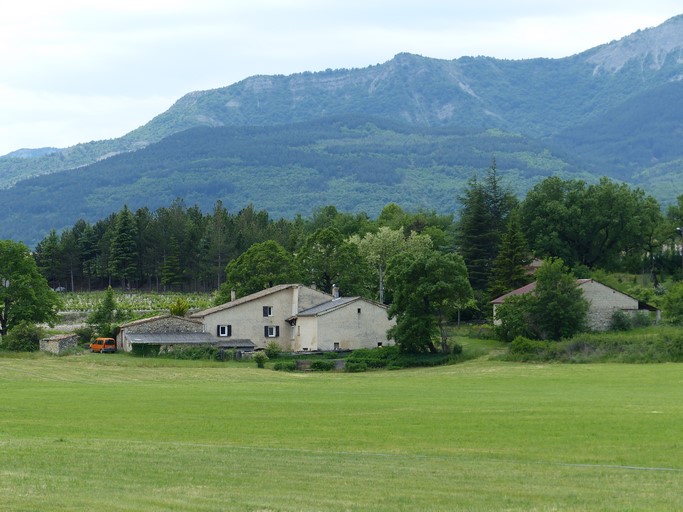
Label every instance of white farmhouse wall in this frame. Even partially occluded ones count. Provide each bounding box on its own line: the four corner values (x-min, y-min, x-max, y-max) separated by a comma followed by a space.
295, 299, 395, 351
198, 286, 330, 350
580, 281, 639, 331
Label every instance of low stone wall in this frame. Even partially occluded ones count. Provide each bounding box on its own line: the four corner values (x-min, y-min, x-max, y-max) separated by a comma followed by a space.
40, 334, 79, 355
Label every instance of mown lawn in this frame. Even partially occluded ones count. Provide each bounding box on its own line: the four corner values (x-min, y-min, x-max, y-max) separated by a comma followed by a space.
1, 353, 682, 511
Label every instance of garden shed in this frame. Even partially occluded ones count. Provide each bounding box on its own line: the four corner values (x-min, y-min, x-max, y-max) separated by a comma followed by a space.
40, 334, 79, 355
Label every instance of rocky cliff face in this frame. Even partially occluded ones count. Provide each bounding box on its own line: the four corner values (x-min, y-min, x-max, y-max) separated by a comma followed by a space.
585, 15, 683, 74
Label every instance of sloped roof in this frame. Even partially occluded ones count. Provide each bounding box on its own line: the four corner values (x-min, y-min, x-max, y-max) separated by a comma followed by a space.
297, 296, 360, 316
191, 284, 326, 318
296, 296, 388, 317
124, 332, 214, 344
119, 314, 202, 329
491, 278, 658, 311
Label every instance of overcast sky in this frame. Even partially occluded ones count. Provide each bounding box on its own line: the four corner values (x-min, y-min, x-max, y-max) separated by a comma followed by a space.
1, 0, 681, 156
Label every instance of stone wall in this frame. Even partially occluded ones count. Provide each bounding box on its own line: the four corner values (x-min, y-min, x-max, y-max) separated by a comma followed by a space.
40, 334, 79, 355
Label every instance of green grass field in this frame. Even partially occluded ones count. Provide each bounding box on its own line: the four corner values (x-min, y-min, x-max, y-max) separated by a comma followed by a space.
1, 353, 682, 511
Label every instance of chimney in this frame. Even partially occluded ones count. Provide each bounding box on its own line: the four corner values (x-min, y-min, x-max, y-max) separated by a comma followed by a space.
230, 288, 236, 302
332, 284, 339, 299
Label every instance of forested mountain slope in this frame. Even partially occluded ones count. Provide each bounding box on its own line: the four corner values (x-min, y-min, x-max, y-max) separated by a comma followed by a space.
0, 116, 589, 246
1, 15, 682, 245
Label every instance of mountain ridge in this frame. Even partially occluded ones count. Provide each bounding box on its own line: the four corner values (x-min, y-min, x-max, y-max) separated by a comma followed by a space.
1, 15, 683, 245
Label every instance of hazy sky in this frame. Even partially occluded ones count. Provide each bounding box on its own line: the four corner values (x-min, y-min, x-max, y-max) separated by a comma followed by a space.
1, 0, 681, 156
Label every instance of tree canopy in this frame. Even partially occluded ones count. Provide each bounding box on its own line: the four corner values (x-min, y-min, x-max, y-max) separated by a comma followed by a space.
386, 249, 473, 353
0, 240, 61, 337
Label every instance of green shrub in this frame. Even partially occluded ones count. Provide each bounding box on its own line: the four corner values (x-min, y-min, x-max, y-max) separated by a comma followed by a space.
265, 341, 282, 359
273, 361, 297, 372
510, 336, 548, 356
253, 352, 268, 368
310, 360, 335, 371
159, 345, 219, 360
74, 326, 95, 345
344, 361, 368, 373
2, 322, 44, 352
131, 344, 160, 357
632, 312, 653, 328
610, 311, 632, 331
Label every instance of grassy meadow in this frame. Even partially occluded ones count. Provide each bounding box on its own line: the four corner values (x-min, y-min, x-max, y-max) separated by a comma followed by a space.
1, 353, 682, 511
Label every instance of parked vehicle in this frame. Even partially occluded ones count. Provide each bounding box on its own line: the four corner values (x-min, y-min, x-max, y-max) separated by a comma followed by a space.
90, 338, 117, 353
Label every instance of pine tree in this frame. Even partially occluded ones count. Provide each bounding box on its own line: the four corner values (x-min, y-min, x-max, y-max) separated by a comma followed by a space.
109, 205, 139, 289
489, 210, 533, 298
161, 237, 184, 290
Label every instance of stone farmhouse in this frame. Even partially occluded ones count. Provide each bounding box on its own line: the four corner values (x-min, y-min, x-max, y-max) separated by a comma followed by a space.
491, 279, 660, 331
116, 284, 394, 353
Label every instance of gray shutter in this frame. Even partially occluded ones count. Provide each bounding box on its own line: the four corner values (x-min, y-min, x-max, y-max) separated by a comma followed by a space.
264, 326, 269, 337
263, 306, 268, 317
275, 326, 280, 337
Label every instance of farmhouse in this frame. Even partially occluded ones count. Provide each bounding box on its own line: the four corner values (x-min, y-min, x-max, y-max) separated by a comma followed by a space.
491, 279, 660, 331
190, 283, 395, 352
117, 314, 255, 352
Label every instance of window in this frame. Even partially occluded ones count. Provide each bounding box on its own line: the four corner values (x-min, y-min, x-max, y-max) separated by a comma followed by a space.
262, 306, 273, 317
377, 342, 383, 347
264, 325, 280, 338
217, 325, 232, 337
333, 342, 340, 350
357, 308, 361, 314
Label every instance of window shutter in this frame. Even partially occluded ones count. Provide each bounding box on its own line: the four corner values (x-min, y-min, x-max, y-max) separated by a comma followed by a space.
217, 325, 221, 336
275, 326, 280, 337
227, 325, 232, 337
264, 326, 269, 337
263, 306, 268, 317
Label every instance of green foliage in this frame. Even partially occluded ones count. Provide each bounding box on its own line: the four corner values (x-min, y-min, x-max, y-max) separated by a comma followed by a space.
386, 249, 473, 353
264, 341, 282, 359
0, 239, 61, 337
661, 282, 683, 324
168, 297, 190, 317
272, 360, 297, 372
109, 205, 139, 288
1, 321, 44, 352
494, 258, 588, 341
520, 177, 662, 270
309, 360, 335, 371
297, 227, 371, 295
505, 328, 683, 363
74, 325, 95, 345
343, 361, 368, 373
158, 345, 221, 360
222, 240, 301, 299
86, 286, 131, 337
457, 161, 517, 292
253, 351, 268, 368
130, 344, 160, 357
489, 209, 533, 298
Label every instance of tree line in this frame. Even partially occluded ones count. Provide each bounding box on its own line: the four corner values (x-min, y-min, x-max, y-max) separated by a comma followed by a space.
32, 168, 683, 305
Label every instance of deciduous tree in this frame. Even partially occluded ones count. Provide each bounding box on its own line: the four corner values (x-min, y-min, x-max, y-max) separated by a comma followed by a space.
386, 250, 473, 353
0, 240, 61, 337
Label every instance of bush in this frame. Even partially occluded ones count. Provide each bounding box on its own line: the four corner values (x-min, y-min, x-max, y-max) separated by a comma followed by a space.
253, 352, 268, 368
273, 361, 297, 372
344, 361, 368, 373
74, 325, 95, 345
265, 341, 282, 359
310, 360, 335, 371
2, 322, 44, 352
610, 311, 632, 331
159, 345, 220, 360
131, 344, 160, 357
509, 336, 549, 357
